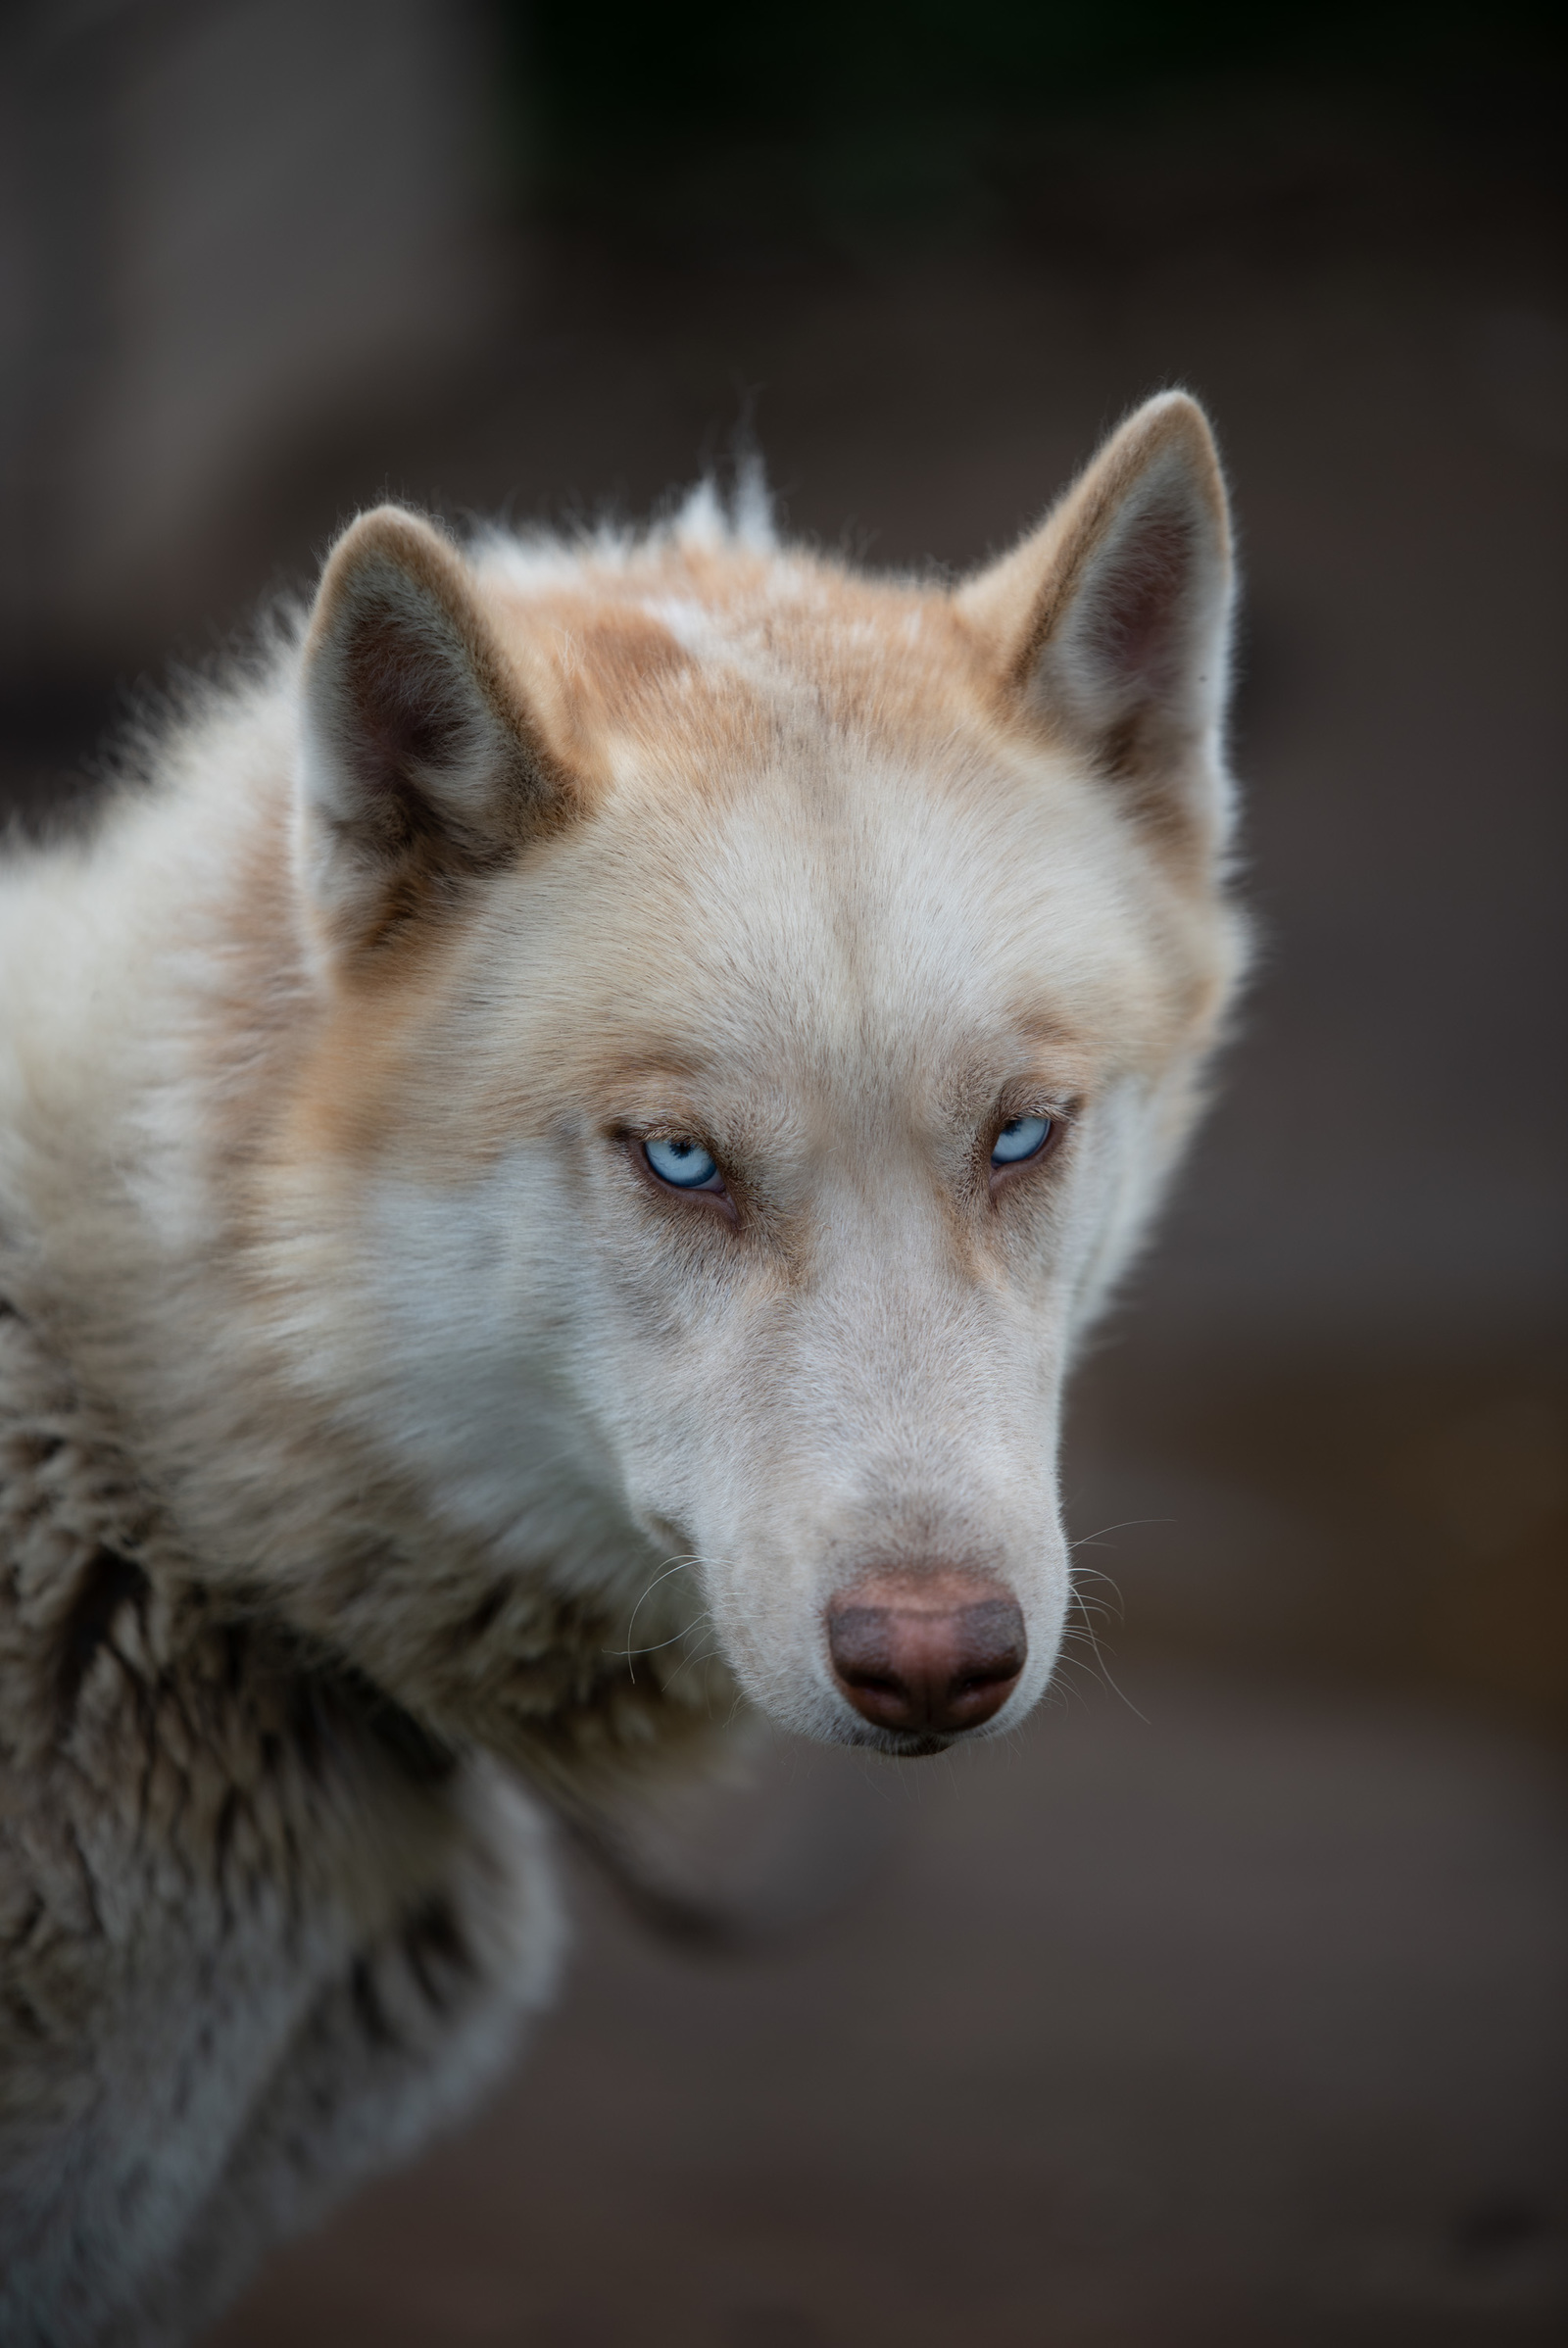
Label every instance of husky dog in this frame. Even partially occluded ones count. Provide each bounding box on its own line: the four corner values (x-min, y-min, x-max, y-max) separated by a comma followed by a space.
0, 393, 1243, 2341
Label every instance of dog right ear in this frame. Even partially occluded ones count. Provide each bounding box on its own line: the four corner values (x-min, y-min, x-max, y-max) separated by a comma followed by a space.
297, 506, 576, 964
956, 392, 1235, 858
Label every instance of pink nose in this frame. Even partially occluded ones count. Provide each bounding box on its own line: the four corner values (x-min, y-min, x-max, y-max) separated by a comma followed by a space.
826, 1574, 1026, 1740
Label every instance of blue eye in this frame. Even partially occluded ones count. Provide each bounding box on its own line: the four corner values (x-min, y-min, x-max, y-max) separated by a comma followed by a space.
644, 1136, 721, 1190
991, 1114, 1053, 1167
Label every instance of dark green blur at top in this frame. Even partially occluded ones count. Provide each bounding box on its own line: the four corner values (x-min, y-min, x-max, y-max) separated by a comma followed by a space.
500, 0, 1558, 228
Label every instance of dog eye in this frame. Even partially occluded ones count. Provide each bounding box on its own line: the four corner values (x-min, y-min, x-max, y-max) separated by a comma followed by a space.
644, 1137, 722, 1191
991, 1114, 1053, 1167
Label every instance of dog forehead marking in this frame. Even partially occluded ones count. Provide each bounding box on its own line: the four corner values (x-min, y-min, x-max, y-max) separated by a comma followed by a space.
580, 738, 1171, 1056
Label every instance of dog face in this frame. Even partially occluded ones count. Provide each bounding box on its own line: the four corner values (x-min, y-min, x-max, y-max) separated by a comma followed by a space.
270, 394, 1242, 1757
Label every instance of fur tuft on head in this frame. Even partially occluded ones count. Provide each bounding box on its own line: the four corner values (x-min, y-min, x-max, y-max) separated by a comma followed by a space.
672, 451, 778, 555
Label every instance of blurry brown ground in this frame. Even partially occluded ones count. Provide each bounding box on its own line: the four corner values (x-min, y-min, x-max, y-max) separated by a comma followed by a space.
2, 6, 1565, 2342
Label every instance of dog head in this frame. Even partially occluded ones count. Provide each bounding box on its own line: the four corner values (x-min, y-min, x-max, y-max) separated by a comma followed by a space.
260, 393, 1242, 1759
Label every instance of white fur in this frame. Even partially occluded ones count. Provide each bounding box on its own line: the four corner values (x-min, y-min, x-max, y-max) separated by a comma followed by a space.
0, 394, 1244, 2340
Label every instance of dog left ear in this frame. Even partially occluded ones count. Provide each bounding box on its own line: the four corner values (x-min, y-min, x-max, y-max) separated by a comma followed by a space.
956, 391, 1234, 852
298, 505, 576, 963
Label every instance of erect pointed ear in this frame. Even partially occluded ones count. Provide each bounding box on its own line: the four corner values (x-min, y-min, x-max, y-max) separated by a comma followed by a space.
956, 392, 1235, 852
297, 505, 576, 961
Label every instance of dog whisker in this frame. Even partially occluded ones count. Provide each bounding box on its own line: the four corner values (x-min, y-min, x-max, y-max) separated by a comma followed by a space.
620, 1555, 709, 1686
1069, 1518, 1174, 1551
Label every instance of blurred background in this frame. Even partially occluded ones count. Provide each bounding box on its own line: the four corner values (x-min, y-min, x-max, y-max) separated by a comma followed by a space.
3, 2, 1564, 2341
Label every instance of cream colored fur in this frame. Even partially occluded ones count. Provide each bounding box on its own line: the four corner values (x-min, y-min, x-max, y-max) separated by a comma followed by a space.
0, 393, 1244, 2342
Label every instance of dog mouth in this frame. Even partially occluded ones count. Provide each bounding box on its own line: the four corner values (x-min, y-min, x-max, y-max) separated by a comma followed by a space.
878, 1730, 949, 1760
833, 1719, 958, 1760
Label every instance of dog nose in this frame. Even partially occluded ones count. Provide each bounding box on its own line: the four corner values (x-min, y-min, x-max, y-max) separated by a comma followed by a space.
826, 1574, 1026, 1738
